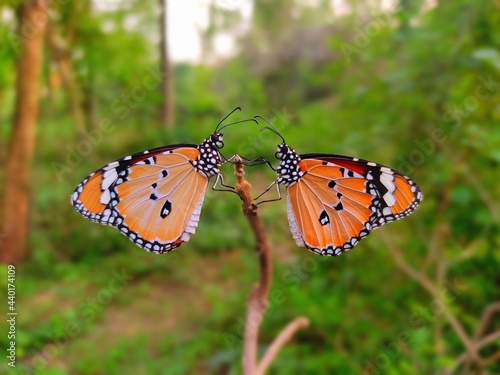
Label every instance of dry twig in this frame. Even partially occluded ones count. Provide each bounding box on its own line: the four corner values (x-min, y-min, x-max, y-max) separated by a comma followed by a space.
234, 156, 309, 375
256, 317, 310, 375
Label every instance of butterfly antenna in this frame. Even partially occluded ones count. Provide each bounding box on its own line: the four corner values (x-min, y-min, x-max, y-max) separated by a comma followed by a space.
254, 115, 286, 144
215, 107, 242, 132
217, 118, 258, 133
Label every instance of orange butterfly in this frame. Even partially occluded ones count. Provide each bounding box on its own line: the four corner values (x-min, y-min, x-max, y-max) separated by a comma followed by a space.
254, 116, 423, 256
71, 109, 250, 253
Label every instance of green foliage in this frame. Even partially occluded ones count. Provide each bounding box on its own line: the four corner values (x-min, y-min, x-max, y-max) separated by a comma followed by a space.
0, 0, 499, 374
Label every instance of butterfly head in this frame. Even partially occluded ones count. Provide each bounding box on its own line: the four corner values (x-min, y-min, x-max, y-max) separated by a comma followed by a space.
275, 143, 290, 160
253, 115, 303, 185
210, 132, 225, 149
199, 132, 224, 152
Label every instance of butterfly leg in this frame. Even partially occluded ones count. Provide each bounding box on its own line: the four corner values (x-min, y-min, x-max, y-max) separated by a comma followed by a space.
241, 156, 277, 171
220, 153, 237, 165
211, 173, 238, 194
254, 181, 283, 205
218, 154, 244, 191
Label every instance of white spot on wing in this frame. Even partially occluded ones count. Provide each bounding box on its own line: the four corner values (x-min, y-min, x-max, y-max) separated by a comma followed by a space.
100, 189, 111, 205
383, 192, 396, 207
102, 169, 118, 189
382, 207, 392, 216
104, 161, 119, 169
380, 173, 396, 193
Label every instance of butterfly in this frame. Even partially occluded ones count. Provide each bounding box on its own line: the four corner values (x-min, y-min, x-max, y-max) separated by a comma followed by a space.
253, 116, 423, 256
71, 108, 251, 254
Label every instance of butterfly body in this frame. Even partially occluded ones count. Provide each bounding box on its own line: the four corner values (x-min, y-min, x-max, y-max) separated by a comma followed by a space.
272, 142, 423, 256
71, 133, 225, 254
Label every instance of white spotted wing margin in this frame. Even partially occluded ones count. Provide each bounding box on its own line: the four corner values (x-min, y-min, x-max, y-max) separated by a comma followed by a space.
286, 193, 306, 248
70, 144, 211, 254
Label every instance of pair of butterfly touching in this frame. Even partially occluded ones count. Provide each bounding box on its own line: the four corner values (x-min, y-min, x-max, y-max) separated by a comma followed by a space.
71, 108, 423, 256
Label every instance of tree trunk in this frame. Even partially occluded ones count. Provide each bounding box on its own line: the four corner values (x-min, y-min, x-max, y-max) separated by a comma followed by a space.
159, 0, 174, 129
1, 0, 48, 264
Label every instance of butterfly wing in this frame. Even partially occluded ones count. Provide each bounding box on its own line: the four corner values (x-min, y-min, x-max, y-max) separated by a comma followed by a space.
286, 154, 422, 256
71, 145, 209, 253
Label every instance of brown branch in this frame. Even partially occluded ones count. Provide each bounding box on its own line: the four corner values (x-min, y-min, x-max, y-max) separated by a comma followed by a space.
453, 330, 500, 370
483, 350, 500, 366
381, 233, 438, 296
473, 302, 500, 341
234, 156, 272, 375
421, 175, 453, 274
444, 239, 480, 269
460, 302, 500, 372
381, 233, 479, 364
234, 156, 308, 374
234, 166, 272, 303
422, 222, 449, 273
256, 317, 310, 375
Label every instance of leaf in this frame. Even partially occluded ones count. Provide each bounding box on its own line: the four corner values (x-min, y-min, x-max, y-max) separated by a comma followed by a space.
449, 185, 474, 205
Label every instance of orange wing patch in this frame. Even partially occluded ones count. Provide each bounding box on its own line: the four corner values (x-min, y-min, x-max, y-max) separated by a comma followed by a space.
287, 162, 378, 256
75, 171, 108, 218
370, 172, 422, 228
173, 147, 201, 160
393, 175, 416, 209
116, 165, 207, 246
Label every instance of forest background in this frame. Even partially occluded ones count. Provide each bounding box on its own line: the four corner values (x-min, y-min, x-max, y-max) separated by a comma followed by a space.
0, 0, 499, 374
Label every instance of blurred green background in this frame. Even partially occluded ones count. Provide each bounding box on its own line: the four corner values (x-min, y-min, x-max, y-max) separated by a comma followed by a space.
1, 0, 500, 374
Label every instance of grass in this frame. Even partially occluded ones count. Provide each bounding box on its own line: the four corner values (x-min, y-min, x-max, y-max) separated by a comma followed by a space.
11, 248, 256, 374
